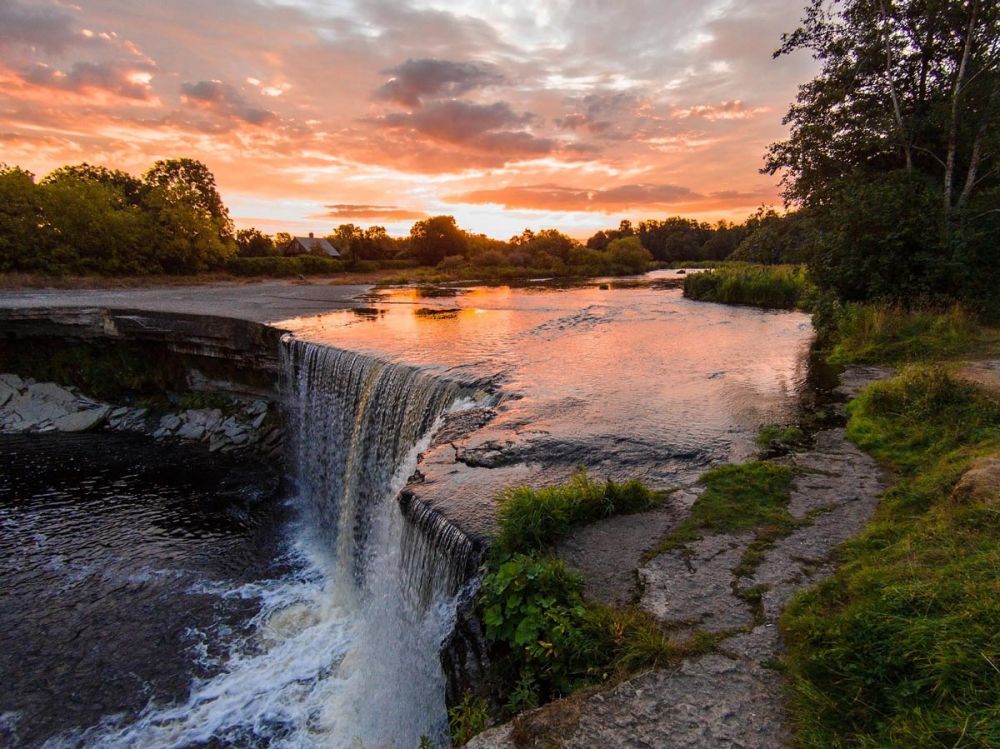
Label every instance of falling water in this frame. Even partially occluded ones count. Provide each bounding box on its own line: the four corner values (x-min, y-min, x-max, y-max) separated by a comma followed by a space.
71, 340, 485, 748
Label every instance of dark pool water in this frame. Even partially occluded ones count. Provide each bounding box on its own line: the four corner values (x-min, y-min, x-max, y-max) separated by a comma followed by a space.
0, 433, 288, 748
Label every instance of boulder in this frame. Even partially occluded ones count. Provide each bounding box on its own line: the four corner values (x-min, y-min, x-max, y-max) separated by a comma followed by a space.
27, 382, 79, 406
51, 406, 110, 433
0, 374, 25, 391
951, 456, 1000, 506
176, 422, 206, 441
9, 392, 70, 425
159, 413, 182, 431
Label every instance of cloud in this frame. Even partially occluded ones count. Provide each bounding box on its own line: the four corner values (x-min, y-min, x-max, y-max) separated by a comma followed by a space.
374, 58, 505, 107
449, 183, 775, 213
0, 0, 80, 52
449, 183, 702, 211
321, 204, 426, 221
180, 79, 276, 125
674, 100, 765, 121
375, 99, 555, 155
20, 60, 154, 100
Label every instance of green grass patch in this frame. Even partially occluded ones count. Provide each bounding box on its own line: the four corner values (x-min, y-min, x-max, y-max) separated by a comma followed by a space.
650, 462, 795, 557
827, 303, 1000, 365
493, 469, 661, 554
756, 424, 806, 452
781, 367, 1000, 749
468, 470, 708, 733
683, 264, 814, 310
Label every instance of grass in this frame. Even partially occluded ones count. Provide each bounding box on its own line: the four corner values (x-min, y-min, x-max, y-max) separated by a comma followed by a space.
465, 470, 709, 739
649, 461, 796, 558
493, 469, 662, 554
682, 264, 814, 310
756, 425, 806, 452
827, 303, 1000, 364
781, 366, 1000, 748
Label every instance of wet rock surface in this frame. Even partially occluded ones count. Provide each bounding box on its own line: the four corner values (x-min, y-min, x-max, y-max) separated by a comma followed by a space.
0, 374, 283, 456
467, 366, 889, 749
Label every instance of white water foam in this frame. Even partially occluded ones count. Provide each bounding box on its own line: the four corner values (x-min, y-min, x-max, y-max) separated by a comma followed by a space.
54, 343, 484, 749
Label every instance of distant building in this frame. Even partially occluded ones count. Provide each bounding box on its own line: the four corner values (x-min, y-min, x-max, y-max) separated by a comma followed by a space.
284, 232, 340, 257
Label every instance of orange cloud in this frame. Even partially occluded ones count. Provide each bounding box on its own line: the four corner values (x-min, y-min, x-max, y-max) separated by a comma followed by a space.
319, 204, 427, 221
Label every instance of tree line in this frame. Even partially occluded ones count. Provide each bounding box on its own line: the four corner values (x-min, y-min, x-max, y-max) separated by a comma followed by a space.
1, 157, 813, 278
0, 159, 235, 275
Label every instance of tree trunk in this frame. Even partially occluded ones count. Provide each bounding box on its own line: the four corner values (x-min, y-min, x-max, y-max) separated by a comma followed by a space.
958, 82, 999, 210
878, 0, 913, 171
945, 0, 979, 220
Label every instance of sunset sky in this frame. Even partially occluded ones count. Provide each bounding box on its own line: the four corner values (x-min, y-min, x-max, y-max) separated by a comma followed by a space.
0, 0, 817, 239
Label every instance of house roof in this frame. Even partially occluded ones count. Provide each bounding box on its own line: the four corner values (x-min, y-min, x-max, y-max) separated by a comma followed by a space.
288, 236, 340, 257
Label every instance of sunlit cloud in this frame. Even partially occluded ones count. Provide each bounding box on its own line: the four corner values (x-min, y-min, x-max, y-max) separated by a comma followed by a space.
0, 0, 818, 235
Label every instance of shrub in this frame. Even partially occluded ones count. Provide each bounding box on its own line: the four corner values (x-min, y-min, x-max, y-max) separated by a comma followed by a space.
437, 254, 467, 271
493, 469, 659, 554
448, 693, 490, 746
225, 255, 343, 276
472, 471, 690, 726
683, 264, 814, 309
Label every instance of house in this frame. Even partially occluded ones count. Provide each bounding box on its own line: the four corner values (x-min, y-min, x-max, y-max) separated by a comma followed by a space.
284, 232, 341, 258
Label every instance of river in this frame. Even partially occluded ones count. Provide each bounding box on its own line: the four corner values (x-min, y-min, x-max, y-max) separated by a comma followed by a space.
0, 274, 813, 748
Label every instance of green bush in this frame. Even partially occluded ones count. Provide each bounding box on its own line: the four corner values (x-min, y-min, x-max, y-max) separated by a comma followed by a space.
448, 693, 490, 746
494, 469, 659, 554
225, 255, 344, 276
782, 367, 1000, 748
683, 264, 814, 309
470, 471, 693, 727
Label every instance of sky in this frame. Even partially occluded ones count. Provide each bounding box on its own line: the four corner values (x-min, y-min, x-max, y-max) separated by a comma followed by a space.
0, 0, 817, 239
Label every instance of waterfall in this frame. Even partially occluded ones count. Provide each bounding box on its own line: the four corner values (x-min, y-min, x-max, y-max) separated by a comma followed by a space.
78, 339, 487, 749
283, 339, 472, 590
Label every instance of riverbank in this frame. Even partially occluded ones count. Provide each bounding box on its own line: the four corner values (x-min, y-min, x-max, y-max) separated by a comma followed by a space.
462, 362, 888, 748
461, 301, 999, 748
0, 261, 666, 292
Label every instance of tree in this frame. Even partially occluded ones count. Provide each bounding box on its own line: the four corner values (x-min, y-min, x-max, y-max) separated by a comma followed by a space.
236, 227, 276, 257
729, 207, 815, 264
409, 215, 468, 266
766, 0, 999, 218
38, 176, 156, 274
41, 163, 144, 207
767, 0, 1000, 307
143, 159, 234, 239
0, 165, 43, 273
606, 236, 653, 273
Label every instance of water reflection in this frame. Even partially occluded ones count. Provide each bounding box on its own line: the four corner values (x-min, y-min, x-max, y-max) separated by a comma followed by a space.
281, 279, 814, 490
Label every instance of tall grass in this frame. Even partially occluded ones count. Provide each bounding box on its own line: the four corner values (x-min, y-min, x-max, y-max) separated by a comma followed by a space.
827, 302, 1000, 364
782, 367, 1000, 748
493, 469, 659, 554
682, 264, 814, 309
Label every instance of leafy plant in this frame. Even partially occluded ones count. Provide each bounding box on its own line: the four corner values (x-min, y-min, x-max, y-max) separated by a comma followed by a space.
683, 264, 815, 310
448, 693, 491, 746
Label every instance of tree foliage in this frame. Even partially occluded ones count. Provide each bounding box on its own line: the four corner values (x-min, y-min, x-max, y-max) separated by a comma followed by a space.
409, 215, 469, 266
0, 159, 236, 275
768, 0, 1000, 309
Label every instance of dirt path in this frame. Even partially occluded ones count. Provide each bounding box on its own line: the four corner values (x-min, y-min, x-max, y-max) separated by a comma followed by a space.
467, 366, 889, 748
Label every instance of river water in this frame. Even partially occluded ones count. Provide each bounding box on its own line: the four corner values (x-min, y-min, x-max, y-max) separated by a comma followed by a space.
0, 275, 813, 748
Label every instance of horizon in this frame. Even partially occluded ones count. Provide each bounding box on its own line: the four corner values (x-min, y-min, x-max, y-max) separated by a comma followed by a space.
0, 0, 816, 240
